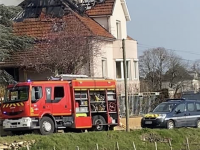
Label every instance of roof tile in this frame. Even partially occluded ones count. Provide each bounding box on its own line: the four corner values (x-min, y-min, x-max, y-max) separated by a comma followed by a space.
1, 10, 115, 67
86, 0, 115, 16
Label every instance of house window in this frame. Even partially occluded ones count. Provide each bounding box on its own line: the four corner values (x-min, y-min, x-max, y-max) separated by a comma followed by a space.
102, 58, 107, 78
133, 60, 138, 79
115, 60, 130, 79
31, 86, 43, 102
116, 61, 122, 78
116, 20, 121, 39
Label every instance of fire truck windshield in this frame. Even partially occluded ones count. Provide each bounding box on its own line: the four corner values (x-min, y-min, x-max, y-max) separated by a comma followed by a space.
4, 86, 29, 103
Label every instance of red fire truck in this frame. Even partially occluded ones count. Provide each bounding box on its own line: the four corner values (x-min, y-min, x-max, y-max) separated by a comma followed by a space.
1, 75, 119, 135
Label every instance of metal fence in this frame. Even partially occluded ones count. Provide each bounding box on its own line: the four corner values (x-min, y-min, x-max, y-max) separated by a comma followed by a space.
118, 92, 161, 117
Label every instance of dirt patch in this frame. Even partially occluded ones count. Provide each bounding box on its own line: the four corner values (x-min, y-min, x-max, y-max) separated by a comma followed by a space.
114, 117, 142, 130
141, 133, 171, 143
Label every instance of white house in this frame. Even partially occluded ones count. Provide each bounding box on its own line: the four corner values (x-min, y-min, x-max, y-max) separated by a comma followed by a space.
86, 0, 140, 93
1, 0, 140, 94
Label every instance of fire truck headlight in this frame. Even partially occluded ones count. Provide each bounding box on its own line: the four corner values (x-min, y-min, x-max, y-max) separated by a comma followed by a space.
23, 119, 28, 122
22, 118, 30, 122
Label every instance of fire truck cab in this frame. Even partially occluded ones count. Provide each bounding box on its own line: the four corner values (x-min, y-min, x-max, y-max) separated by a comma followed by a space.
1, 75, 119, 135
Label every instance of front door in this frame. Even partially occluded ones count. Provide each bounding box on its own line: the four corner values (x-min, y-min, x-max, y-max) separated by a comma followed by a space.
173, 103, 186, 127
51, 85, 71, 115
44, 86, 53, 113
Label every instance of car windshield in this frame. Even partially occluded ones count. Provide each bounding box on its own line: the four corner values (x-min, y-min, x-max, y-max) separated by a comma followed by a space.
153, 102, 177, 113
4, 86, 29, 103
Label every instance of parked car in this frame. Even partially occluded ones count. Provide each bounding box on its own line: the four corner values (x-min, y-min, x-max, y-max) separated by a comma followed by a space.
141, 99, 200, 129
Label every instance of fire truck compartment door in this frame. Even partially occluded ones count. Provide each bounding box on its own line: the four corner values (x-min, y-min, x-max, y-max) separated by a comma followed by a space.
75, 116, 92, 128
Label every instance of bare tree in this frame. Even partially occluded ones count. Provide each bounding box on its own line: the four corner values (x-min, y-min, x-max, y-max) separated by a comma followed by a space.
139, 47, 169, 91
164, 52, 192, 98
17, 16, 103, 76
191, 59, 200, 74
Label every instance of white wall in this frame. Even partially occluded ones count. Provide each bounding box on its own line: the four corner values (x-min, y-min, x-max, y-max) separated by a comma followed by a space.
109, 0, 127, 39
113, 39, 139, 79
91, 41, 114, 79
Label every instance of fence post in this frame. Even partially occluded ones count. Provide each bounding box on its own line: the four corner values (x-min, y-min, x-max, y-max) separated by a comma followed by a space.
168, 139, 172, 150
26, 145, 30, 150
96, 143, 99, 150
139, 96, 143, 114
186, 137, 190, 150
133, 141, 136, 150
116, 142, 119, 150
155, 142, 157, 150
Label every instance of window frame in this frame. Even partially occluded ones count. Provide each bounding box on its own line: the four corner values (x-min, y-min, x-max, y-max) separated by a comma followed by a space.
174, 103, 186, 113
116, 20, 121, 39
133, 59, 139, 79
115, 59, 131, 80
102, 57, 107, 78
53, 86, 65, 102
187, 102, 195, 112
196, 102, 200, 111
31, 86, 43, 103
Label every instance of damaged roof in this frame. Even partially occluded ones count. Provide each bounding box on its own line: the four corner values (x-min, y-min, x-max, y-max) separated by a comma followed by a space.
86, 0, 115, 16
0, 0, 115, 68
13, 12, 114, 40
13, 0, 114, 40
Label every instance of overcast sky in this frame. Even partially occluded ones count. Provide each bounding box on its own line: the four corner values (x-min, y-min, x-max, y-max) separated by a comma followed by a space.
1, 0, 200, 62
0, 0, 22, 5
126, 0, 200, 62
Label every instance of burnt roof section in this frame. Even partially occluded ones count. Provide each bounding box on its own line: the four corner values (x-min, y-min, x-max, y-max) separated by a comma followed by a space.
15, 0, 86, 21
15, 0, 108, 21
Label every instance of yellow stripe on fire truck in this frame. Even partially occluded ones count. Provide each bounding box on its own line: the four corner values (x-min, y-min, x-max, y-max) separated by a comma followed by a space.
3, 102, 24, 108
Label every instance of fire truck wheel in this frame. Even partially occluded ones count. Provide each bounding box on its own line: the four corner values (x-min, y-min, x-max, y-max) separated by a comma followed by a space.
92, 115, 106, 131
39, 116, 55, 135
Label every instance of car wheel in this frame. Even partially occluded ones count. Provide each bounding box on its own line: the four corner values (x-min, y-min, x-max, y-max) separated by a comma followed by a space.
167, 120, 175, 129
39, 116, 55, 135
196, 120, 200, 128
92, 115, 106, 131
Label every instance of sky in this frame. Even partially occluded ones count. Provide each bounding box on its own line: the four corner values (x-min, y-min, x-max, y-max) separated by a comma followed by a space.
0, 0, 22, 5
1, 0, 200, 62
126, 0, 200, 62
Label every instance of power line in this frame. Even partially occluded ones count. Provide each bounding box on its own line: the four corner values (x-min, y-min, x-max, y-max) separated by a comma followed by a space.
137, 45, 194, 63
138, 43, 200, 56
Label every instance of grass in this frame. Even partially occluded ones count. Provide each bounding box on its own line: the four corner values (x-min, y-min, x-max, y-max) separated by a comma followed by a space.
1, 128, 200, 150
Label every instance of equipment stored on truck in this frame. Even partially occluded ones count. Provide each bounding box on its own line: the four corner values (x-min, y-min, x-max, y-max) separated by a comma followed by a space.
1, 74, 119, 135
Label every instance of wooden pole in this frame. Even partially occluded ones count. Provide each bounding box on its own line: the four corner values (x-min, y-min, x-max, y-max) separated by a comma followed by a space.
116, 141, 119, 150
96, 143, 99, 150
168, 139, 172, 150
133, 141, 136, 150
186, 137, 190, 150
155, 142, 157, 150
26, 145, 30, 150
122, 38, 129, 132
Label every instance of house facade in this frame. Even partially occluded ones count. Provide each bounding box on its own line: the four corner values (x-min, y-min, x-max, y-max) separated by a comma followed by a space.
86, 0, 140, 93
1, 0, 140, 94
